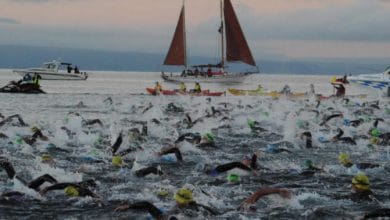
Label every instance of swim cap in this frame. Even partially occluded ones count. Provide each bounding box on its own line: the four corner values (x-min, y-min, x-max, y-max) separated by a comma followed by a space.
338, 153, 352, 166
161, 155, 176, 163
343, 119, 351, 126
174, 188, 193, 205
266, 144, 277, 153
47, 143, 56, 149
227, 174, 240, 183
157, 188, 169, 197
15, 136, 23, 145
203, 133, 215, 142
318, 136, 327, 143
370, 137, 380, 145
41, 153, 52, 162
304, 160, 314, 169
64, 186, 79, 197
31, 126, 39, 133
247, 119, 255, 129
261, 111, 269, 117
352, 173, 370, 191
296, 119, 305, 129
94, 136, 103, 145
112, 155, 123, 167
371, 128, 381, 137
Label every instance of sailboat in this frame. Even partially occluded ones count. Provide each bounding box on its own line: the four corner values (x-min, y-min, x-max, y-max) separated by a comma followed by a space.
161, 0, 259, 84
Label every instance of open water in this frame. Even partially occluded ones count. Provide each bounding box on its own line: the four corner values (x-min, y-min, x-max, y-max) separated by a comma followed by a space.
0, 70, 389, 219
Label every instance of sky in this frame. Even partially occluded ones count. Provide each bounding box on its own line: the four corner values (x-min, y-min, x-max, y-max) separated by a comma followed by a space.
1, 0, 390, 60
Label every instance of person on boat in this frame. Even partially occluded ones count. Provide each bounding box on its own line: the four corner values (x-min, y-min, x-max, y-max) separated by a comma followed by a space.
193, 82, 201, 93
179, 82, 187, 93
32, 73, 41, 86
22, 73, 32, 82
155, 82, 162, 95
194, 67, 200, 76
333, 83, 345, 97
238, 188, 292, 211
67, 65, 72, 73
74, 66, 80, 74
280, 84, 292, 95
207, 67, 212, 77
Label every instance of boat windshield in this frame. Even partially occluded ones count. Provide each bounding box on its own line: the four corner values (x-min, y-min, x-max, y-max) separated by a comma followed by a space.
42, 63, 58, 70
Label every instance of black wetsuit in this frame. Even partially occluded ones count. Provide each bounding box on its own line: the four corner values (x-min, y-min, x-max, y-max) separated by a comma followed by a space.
175, 133, 201, 144
301, 131, 313, 148
333, 128, 356, 145
319, 113, 343, 126
0, 158, 16, 179
160, 147, 183, 162
111, 132, 123, 155
135, 167, 163, 177
42, 182, 98, 197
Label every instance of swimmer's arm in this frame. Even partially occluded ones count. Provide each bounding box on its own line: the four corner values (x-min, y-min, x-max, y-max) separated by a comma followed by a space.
238, 188, 291, 210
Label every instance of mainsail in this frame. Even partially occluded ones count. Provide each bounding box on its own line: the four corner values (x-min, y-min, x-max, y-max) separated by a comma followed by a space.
163, 5, 186, 66
223, 0, 256, 66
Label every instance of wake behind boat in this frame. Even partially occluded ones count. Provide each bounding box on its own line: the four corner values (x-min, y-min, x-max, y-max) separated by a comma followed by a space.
161, 0, 259, 84
13, 60, 88, 80
347, 66, 390, 96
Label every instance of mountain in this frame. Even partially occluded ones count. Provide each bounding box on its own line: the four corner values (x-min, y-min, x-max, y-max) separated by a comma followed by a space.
0, 45, 388, 74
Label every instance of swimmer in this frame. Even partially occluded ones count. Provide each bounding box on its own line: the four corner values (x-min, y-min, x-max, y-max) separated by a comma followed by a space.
300, 131, 313, 148
331, 128, 356, 145
338, 153, 380, 170
207, 153, 260, 176
40, 180, 99, 198
238, 188, 292, 211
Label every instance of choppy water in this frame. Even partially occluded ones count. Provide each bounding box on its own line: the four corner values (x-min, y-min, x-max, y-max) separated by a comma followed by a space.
0, 69, 389, 219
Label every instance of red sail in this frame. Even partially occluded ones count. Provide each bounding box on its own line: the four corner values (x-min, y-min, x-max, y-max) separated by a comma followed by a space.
163, 6, 186, 66
224, 0, 256, 66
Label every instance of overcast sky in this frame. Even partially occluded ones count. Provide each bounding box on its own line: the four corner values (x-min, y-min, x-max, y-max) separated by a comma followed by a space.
1, 0, 390, 60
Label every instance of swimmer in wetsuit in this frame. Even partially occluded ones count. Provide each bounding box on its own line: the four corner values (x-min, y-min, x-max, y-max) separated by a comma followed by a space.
115, 188, 219, 219
338, 153, 380, 170
238, 188, 292, 211
207, 153, 261, 176
39, 179, 99, 198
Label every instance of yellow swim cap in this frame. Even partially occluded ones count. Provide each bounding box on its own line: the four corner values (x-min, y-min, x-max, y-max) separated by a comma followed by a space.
338, 153, 352, 166
41, 153, 52, 162
174, 188, 193, 205
64, 186, 79, 197
31, 126, 39, 133
157, 188, 169, 197
112, 155, 123, 167
352, 173, 370, 191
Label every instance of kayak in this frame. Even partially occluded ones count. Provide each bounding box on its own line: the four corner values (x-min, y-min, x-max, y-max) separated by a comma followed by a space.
228, 88, 307, 98
146, 88, 224, 96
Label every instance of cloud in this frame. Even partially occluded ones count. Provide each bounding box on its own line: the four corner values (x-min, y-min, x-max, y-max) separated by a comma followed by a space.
0, 17, 19, 24
238, 0, 390, 42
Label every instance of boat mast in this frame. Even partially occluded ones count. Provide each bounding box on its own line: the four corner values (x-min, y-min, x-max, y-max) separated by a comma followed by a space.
183, 0, 187, 69
220, 0, 225, 70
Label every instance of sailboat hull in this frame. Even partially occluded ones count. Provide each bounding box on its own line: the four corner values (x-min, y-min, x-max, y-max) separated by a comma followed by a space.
161, 72, 250, 84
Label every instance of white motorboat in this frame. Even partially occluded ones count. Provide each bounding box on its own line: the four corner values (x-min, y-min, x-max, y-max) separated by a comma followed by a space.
347, 66, 390, 96
13, 60, 88, 80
